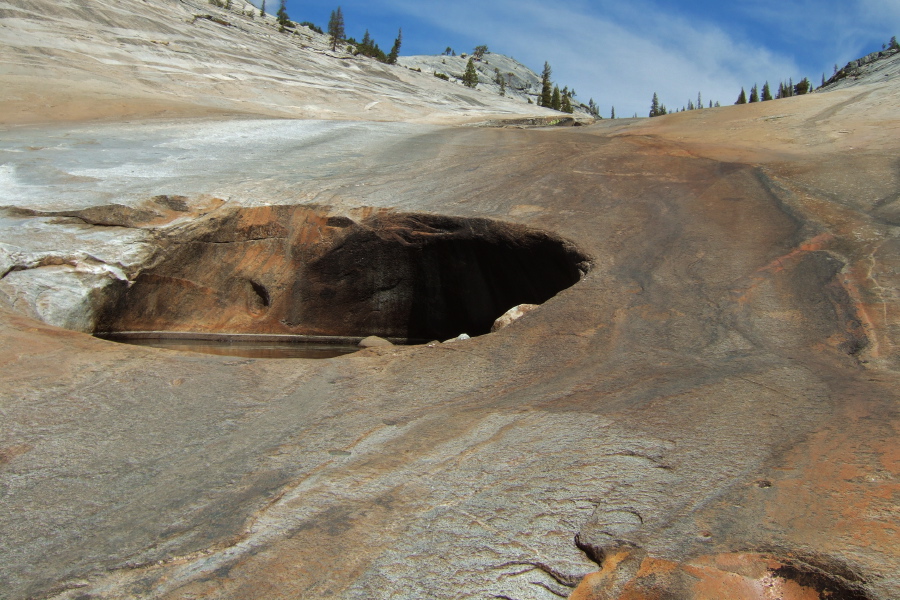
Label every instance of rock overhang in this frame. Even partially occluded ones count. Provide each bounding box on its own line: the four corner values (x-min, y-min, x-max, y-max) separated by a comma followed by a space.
91, 204, 592, 343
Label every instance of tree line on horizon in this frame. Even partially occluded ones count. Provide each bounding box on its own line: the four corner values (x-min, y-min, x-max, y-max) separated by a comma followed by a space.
535, 62, 602, 117
648, 75, 816, 118
648, 91, 720, 117
247, 2, 402, 63
649, 35, 899, 118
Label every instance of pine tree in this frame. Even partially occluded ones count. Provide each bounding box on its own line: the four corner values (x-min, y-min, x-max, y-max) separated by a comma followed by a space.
463, 58, 478, 88
736, 87, 747, 104
761, 81, 773, 101
387, 28, 402, 64
650, 92, 660, 117
749, 84, 759, 103
473, 45, 488, 60
794, 77, 811, 95
687, 99, 695, 110
260, 0, 265, 16
611, 106, 615, 119
494, 68, 506, 96
697, 92, 702, 110
328, 7, 345, 52
562, 93, 573, 113
551, 86, 561, 111
276, 0, 290, 31
891, 36, 899, 50
540, 62, 553, 108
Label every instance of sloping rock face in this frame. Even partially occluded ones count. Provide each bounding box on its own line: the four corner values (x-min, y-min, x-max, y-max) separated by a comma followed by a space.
0, 0, 560, 125
2, 101, 898, 599
1, 7, 900, 600
399, 52, 542, 102
823, 48, 900, 90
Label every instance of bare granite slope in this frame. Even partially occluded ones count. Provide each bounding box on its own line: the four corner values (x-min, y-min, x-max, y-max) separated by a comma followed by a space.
822, 47, 900, 91
0, 0, 559, 125
399, 51, 594, 117
1, 4, 899, 600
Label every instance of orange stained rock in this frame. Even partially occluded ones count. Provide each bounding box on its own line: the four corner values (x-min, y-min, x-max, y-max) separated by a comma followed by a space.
568, 552, 832, 600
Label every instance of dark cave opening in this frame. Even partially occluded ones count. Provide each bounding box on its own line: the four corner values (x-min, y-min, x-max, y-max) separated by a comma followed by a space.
95, 206, 591, 344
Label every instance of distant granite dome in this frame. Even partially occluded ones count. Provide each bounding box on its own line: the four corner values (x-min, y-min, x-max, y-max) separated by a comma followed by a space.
821, 47, 900, 90
398, 51, 595, 116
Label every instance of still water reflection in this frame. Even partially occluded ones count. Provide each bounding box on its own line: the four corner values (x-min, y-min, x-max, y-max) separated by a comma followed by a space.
100, 336, 359, 359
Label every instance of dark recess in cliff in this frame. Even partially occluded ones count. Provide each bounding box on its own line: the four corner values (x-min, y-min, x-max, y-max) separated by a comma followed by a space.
96, 206, 590, 341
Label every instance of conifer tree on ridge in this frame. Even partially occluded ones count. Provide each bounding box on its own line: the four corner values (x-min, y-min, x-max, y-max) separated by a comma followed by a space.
328, 7, 345, 52
276, 0, 290, 31
463, 58, 478, 88
749, 84, 759, 103
387, 28, 402, 64
540, 62, 553, 107
551, 86, 561, 111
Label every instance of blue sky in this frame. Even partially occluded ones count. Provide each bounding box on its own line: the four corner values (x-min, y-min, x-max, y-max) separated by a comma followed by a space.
278, 0, 900, 117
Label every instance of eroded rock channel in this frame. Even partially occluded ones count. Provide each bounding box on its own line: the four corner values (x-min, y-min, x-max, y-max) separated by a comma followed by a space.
94, 205, 590, 345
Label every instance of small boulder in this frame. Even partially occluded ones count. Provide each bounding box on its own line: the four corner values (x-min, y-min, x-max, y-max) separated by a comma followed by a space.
443, 333, 470, 343
491, 303, 538, 332
358, 335, 393, 348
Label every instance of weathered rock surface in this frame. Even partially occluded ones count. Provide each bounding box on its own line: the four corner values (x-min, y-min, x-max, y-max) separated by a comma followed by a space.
1, 3, 899, 600
823, 48, 900, 90
0, 0, 558, 126
398, 52, 552, 108
491, 303, 539, 332
568, 549, 872, 600
87, 205, 586, 341
357, 336, 393, 348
